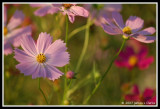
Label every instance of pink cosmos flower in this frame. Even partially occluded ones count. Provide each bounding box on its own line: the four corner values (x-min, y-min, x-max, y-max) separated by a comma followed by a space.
124, 85, 156, 105
84, 4, 122, 26
14, 32, 70, 81
115, 40, 154, 70
31, 4, 89, 23
4, 6, 31, 55
101, 12, 156, 43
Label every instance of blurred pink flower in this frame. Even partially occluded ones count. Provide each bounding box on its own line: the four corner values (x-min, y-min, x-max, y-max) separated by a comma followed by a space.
31, 4, 89, 23
101, 12, 156, 43
124, 85, 156, 105
84, 4, 122, 26
66, 71, 74, 79
115, 41, 154, 70
14, 32, 70, 81
4, 6, 31, 55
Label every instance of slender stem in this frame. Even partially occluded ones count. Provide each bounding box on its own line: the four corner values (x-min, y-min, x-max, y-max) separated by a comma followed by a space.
83, 39, 127, 104
75, 17, 91, 73
38, 78, 48, 105
62, 15, 69, 104
68, 21, 94, 40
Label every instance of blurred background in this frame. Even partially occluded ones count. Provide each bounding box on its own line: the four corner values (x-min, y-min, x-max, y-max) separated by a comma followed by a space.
3, 3, 157, 105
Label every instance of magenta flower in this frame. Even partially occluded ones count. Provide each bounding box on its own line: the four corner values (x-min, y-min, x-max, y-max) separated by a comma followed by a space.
4, 6, 31, 55
84, 4, 122, 26
14, 32, 70, 81
124, 85, 156, 105
31, 4, 89, 23
115, 40, 154, 70
101, 12, 156, 43
66, 71, 74, 79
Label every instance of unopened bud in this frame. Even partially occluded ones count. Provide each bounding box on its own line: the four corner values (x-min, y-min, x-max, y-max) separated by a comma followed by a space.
66, 71, 74, 79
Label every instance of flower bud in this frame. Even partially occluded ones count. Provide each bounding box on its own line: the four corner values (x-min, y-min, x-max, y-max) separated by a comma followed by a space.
66, 71, 74, 79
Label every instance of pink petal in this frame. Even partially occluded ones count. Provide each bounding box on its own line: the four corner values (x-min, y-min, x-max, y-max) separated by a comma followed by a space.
125, 94, 141, 102
125, 16, 144, 33
16, 61, 38, 76
132, 85, 140, 95
45, 39, 67, 54
7, 10, 24, 31
146, 96, 156, 105
14, 48, 35, 63
32, 64, 46, 79
30, 4, 49, 7
138, 56, 154, 70
131, 34, 156, 43
138, 27, 156, 35
45, 39, 70, 67
4, 6, 7, 26
46, 51, 70, 67
67, 12, 75, 23
143, 88, 154, 101
4, 42, 13, 55
70, 6, 89, 17
45, 65, 64, 81
104, 4, 122, 12
34, 6, 51, 16
137, 46, 148, 59
47, 7, 59, 14
12, 26, 32, 47
36, 32, 52, 54
20, 34, 37, 57
101, 23, 122, 35
112, 12, 125, 29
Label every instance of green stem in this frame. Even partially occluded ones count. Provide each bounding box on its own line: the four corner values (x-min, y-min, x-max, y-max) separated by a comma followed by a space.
62, 15, 69, 104
75, 17, 91, 73
68, 21, 94, 40
38, 78, 48, 105
83, 39, 127, 104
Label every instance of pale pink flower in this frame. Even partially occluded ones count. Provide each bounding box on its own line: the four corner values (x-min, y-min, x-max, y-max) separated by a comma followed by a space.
31, 4, 89, 23
101, 12, 156, 43
14, 32, 70, 81
4, 6, 31, 55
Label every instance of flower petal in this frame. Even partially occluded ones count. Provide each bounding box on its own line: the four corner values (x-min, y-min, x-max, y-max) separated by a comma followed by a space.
138, 27, 156, 35
67, 12, 75, 23
30, 4, 49, 7
32, 64, 46, 79
131, 34, 156, 43
4, 6, 7, 26
138, 56, 154, 70
44, 39, 67, 55
143, 88, 154, 101
36, 32, 52, 54
20, 34, 37, 57
112, 12, 125, 29
7, 10, 24, 31
34, 5, 52, 16
11, 26, 32, 47
46, 51, 70, 67
104, 4, 122, 12
101, 23, 122, 35
4, 41, 13, 55
125, 16, 144, 33
45, 65, 64, 81
132, 85, 140, 95
14, 48, 35, 63
70, 6, 89, 17
16, 61, 38, 76
125, 94, 141, 102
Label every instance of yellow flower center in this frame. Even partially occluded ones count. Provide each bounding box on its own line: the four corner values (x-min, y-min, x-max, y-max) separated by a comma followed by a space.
128, 55, 137, 66
4, 27, 8, 36
36, 53, 46, 63
123, 26, 132, 35
62, 4, 72, 9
